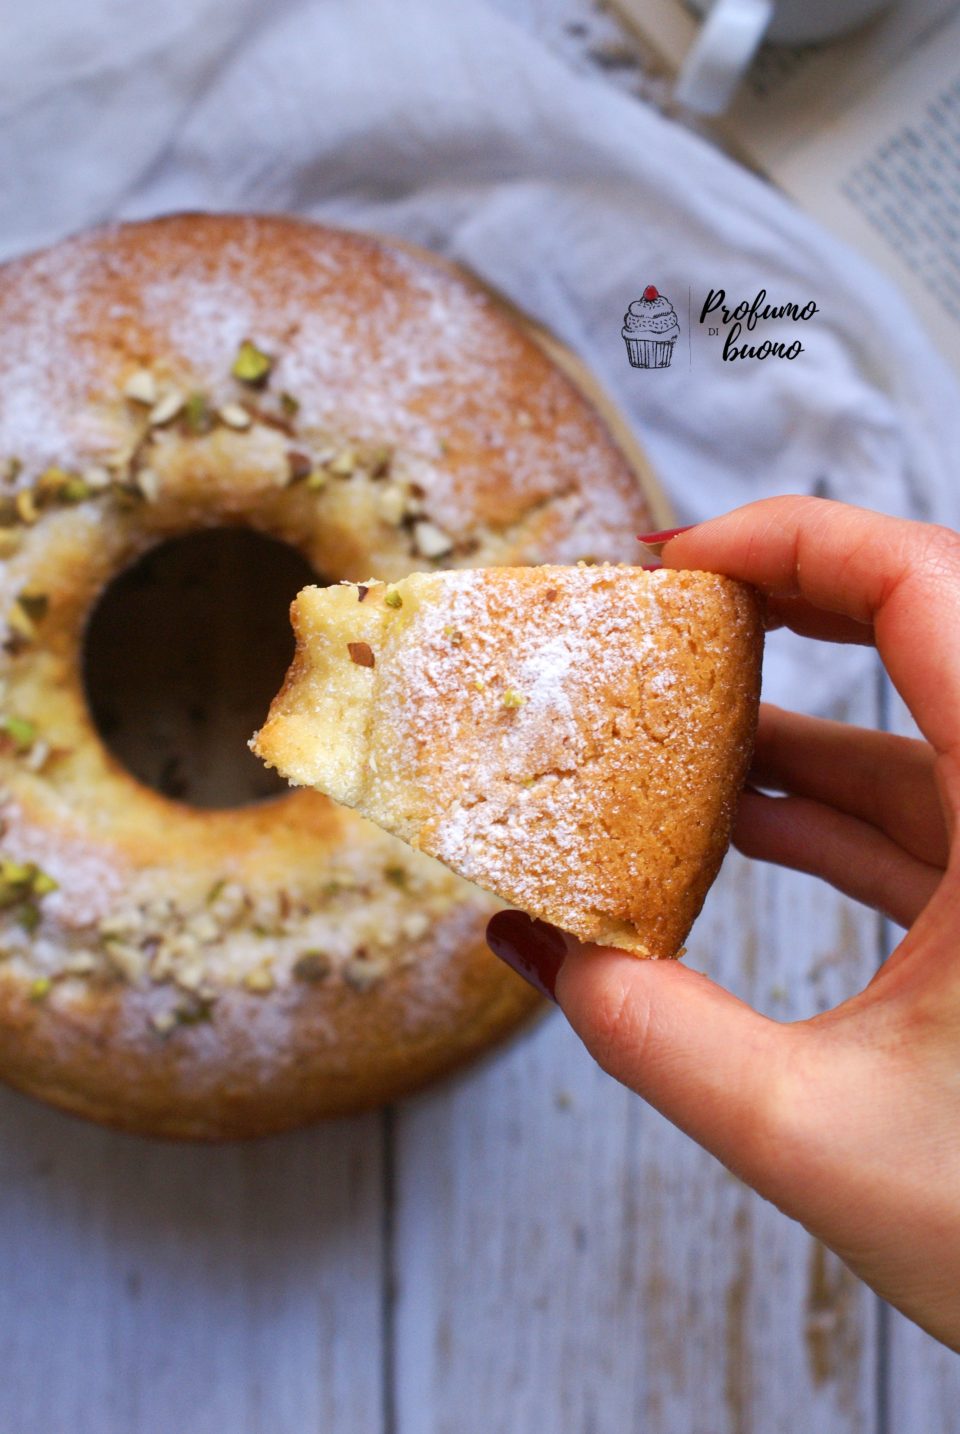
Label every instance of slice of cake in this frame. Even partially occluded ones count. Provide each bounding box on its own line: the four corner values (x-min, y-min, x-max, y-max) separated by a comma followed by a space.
251, 565, 762, 957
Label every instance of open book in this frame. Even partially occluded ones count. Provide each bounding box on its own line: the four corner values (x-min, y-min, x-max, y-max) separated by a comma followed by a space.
611, 0, 960, 371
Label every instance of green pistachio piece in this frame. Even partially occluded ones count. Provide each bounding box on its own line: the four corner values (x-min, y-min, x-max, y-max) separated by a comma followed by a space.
183, 392, 213, 434
0, 858, 57, 909
384, 589, 403, 609
60, 477, 91, 503
0, 859, 33, 887
35, 466, 74, 499
280, 391, 300, 417
501, 689, 526, 708
28, 976, 51, 1001
0, 715, 35, 753
232, 340, 273, 386
17, 902, 40, 934
17, 593, 48, 623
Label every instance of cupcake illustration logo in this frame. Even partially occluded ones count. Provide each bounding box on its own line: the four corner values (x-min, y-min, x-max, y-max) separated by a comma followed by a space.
622, 285, 680, 369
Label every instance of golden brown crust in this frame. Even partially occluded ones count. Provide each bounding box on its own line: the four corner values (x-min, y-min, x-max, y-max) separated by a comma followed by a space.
0, 213, 652, 1137
255, 567, 763, 959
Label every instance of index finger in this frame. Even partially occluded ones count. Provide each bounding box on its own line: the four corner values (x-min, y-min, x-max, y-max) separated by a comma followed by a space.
661, 496, 960, 761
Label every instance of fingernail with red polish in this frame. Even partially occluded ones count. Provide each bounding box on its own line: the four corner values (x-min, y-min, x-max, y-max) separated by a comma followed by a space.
486, 910, 568, 1003
636, 525, 695, 545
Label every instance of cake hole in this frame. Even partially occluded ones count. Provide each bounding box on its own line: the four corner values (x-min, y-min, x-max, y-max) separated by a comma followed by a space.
83, 528, 321, 809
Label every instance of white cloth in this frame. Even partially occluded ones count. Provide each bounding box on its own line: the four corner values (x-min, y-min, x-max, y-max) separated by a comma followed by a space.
5, 0, 958, 712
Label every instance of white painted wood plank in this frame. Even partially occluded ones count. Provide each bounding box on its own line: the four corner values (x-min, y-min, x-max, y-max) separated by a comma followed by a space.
882, 678, 960, 1427
392, 647, 880, 1434
0, 1090, 386, 1434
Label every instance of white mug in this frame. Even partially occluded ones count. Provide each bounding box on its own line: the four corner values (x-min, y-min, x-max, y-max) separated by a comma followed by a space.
674, 0, 896, 115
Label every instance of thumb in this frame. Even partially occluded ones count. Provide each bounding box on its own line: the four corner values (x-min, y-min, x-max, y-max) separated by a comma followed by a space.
556, 940, 797, 1191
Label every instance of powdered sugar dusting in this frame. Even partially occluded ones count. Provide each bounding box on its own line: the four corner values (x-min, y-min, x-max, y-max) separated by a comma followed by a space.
367, 565, 762, 954
0, 216, 651, 562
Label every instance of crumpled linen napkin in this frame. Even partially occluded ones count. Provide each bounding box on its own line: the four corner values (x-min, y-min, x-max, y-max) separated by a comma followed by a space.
5, 0, 958, 712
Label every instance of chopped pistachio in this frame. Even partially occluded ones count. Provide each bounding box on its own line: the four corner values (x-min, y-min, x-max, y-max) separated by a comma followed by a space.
62, 476, 92, 503
244, 964, 275, 994
0, 859, 57, 913
305, 470, 328, 492
343, 953, 386, 993
0, 859, 32, 886
384, 865, 408, 888
384, 588, 403, 609
186, 911, 218, 944
7, 604, 38, 645
148, 390, 186, 427
28, 976, 51, 1002
377, 484, 407, 526
15, 490, 38, 525
0, 715, 36, 753
123, 370, 158, 405
206, 878, 226, 906
17, 902, 40, 934
183, 392, 213, 434
82, 465, 111, 491
473, 677, 486, 692
413, 520, 454, 560
367, 445, 392, 479
219, 402, 252, 430
402, 911, 430, 942
149, 1009, 178, 1036
293, 951, 332, 983
24, 738, 51, 773
286, 450, 313, 483
347, 641, 375, 669
17, 593, 48, 624
64, 951, 97, 975
232, 339, 273, 386
103, 939, 145, 982
105, 441, 140, 475
109, 479, 145, 510
328, 447, 357, 477
35, 466, 76, 500
502, 689, 526, 708
280, 390, 300, 418
442, 625, 463, 644
135, 468, 161, 503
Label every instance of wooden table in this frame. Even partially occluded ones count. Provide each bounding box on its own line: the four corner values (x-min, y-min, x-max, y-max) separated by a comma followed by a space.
2, 4, 958, 1430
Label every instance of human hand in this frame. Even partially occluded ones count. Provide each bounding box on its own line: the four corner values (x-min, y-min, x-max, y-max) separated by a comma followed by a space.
487, 496, 960, 1351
